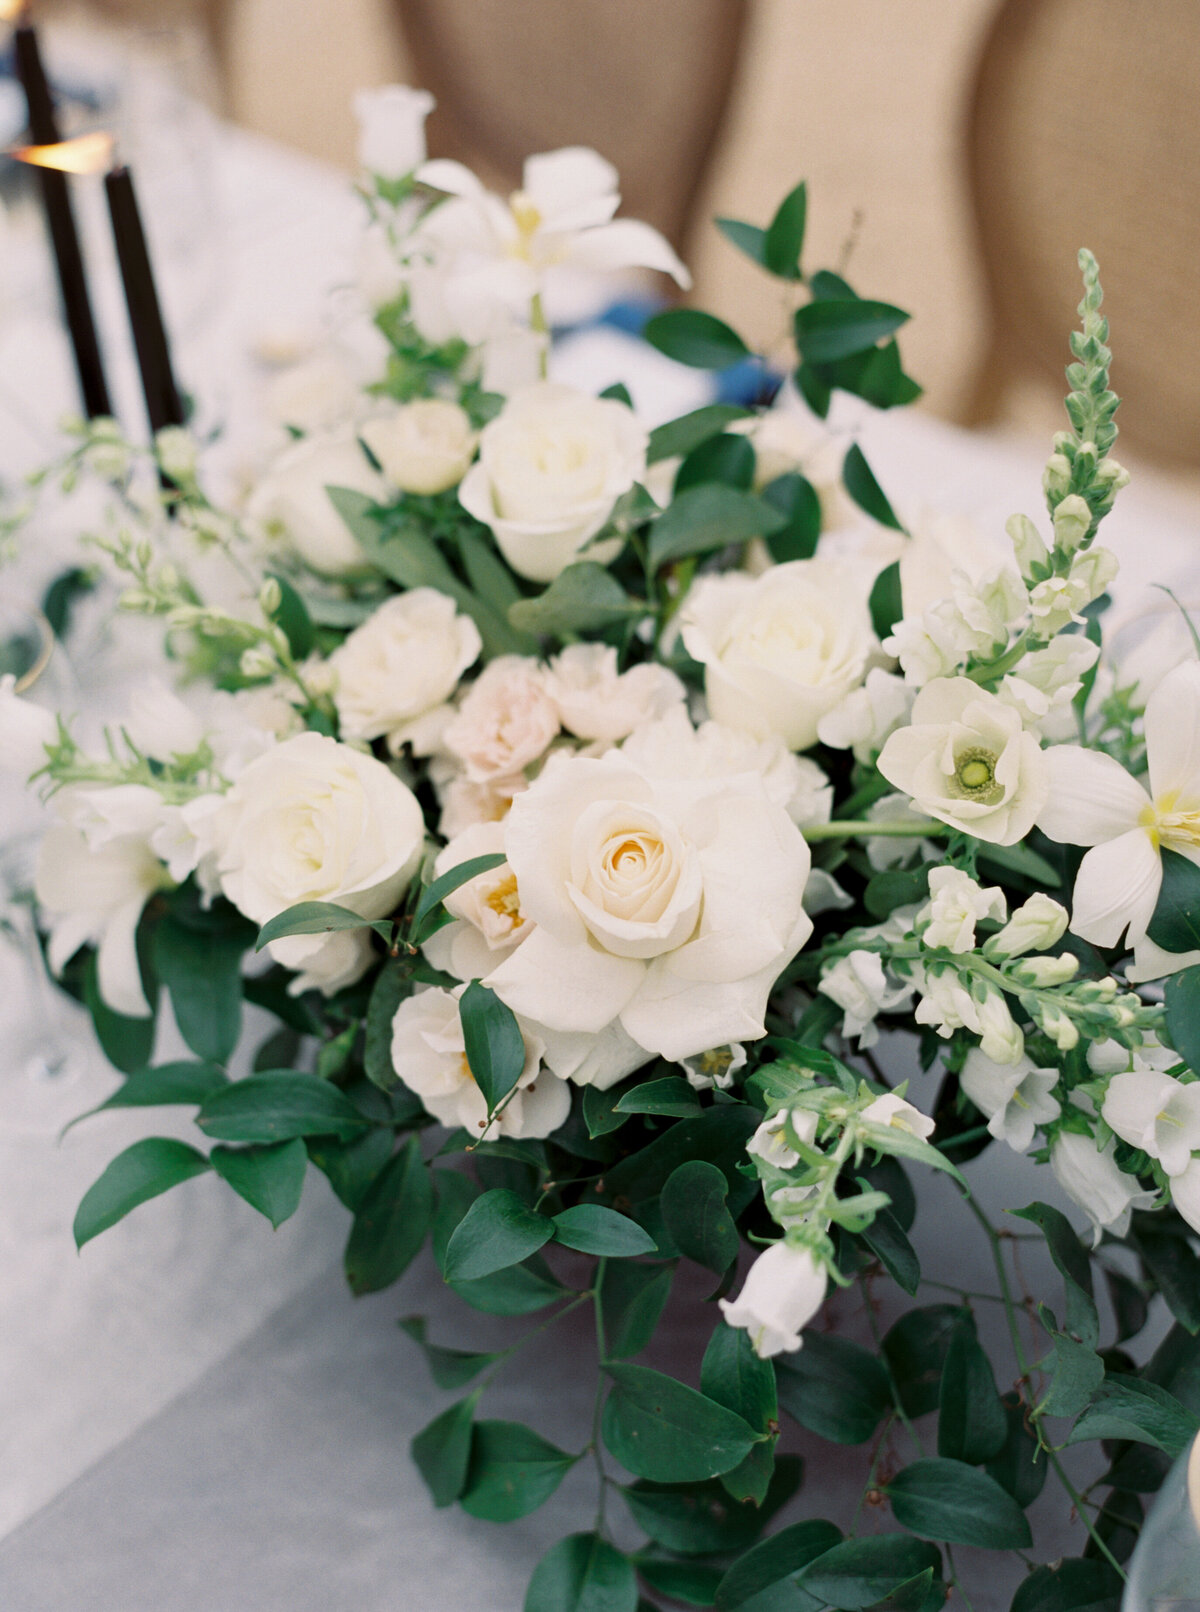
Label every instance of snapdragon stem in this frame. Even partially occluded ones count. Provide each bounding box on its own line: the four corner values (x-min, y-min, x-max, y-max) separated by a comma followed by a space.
803, 819, 945, 842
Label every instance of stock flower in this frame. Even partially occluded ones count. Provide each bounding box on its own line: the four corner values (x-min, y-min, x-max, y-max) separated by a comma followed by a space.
0, 675, 57, 779
819, 950, 911, 1047
719, 1242, 828, 1358
331, 590, 482, 752
354, 84, 434, 178
1051, 1131, 1157, 1245
960, 1049, 1060, 1152
360, 400, 476, 495
248, 426, 388, 576
680, 559, 876, 752
544, 644, 684, 743
877, 678, 1049, 845
1102, 1072, 1200, 1176
922, 866, 1006, 953
458, 384, 647, 582
817, 668, 912, 761
442, 656, 561, 782
482, 750, 812, 1061
1036, 659, 1200, 975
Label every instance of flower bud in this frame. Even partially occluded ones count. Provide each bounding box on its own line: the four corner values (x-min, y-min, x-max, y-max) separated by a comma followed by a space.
977, 989, 1025, 1064
155, 426, 197, 481
986, 893, 1070, 958
1010, 953, 1079, 987
1042, 452, 1072, 500
259, 577, 283, 617
239, 646, 277, 680
1052, 493, 1092, 555
1040, 1002, 1079, 1051
1006, 513, 1049, 579
1069, 545, 1119, 605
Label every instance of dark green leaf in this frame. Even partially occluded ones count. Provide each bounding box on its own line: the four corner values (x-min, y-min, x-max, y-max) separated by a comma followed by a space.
413, 854, 508, 932
762, 473, 822, 563
603, 1363, 761, 1482
210, 1138, 307, 1228
604, 1105, 759, 1204
1012, 1202, 1098, 1347
525, 1533, 638, 1612
793, 299, 909, 364
648, 485, 785, 570
715, 1517, 841, 1610
645, 309, 751, 370
882, 1305, 966, 1418
625, 1457, 801, 1560
885, 1458, 1031, 1548
600, 1260, 675, 1360
197, 1072, 370, 1143
937, 1321, 1007, 1463
1037, 1316, 1105, 1418
615, 1078, 703, 1119
461, 1420, 578, 1521
344, 1135, 433, 1294
64, 1060, 227, 1134
799, 1537, 942, 1611
984, 1393, 1046, 1509
307, 1128, 393, 1211
638, 1558, 722, 1606
764, 182, 807, 280
860, 1206, 920, 1296
552, 1204, 657, 1258
842, 341, 922, 411
584, 1079, 636, 1139
74, 1137, 210, 1248
648, 404, 753, 465
864, 866, 932, 921
1066, 1372, 1200, 1458
1147, 847, 1200, 954
399, 1315, 503, 1390
843, 444, 904, 532
411, 1393, 477, 1508
508, 562, 645, 637
675, 433, 756, 493
795, 363, 832, 420
457, 526, 525, 617
450, 1258, 565, 1315
1104, 1267, 1150, 1345
265, 570, 315, 659
459, 980, 527, 1113
363, 960, 409, 1090
256, 900, 389, 951
715, 217, 769, 269
809, 270, 857, 301
868, 561, 903, 642
444, 1188, 553, 1282
702, 1323, 778, 1505
1009, 1559, 1122, 1612
1131, 1214, 1200, 1332
600, 381, 633, 406
83, 950, 155, 1076
661, 1159, 740, 1275
976, 840, 1063, 889
153, 914, 250, 1064
776, 1330, 891, 1445
1166, 965, 1200, 1078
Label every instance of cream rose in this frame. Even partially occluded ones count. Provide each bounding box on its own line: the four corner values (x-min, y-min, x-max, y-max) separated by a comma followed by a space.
331, 590, 482, 753
421, 821, 530, 981
482, 749, 812, 1061
206, 732, 424, 993
442, 656, 560, 782
877, 678, 1049, 846
679, 559, 876, 752
544, 644, 685, 743
360, 400, 476, 496
247, 426, 388, 576
457, 382, 647, 582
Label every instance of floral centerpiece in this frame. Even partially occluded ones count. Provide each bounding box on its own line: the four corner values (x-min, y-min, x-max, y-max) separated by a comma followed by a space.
5, 84, 1200, 1612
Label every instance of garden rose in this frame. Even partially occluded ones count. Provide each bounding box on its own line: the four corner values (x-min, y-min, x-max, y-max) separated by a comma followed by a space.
442, 656, 560, 782
457, 383, 647, 582
360, 400, 476, 495
544, 644, 685, 743
247, 426, 388, 576
421, 821, 530, 981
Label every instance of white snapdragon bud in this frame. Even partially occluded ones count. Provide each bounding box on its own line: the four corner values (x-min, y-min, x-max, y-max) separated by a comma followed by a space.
1051, 1132, 1157, 1245
258, 577, 283, 617
719, 1242, 828, 1358
1040, 1002, 1080, 1052
921, 866, 1006, 954
1007, 513, 1049, 579
1000, 636, 1100, 729
747, 1107, 819, 1170
1028, 575, 1089, 635
239, 646, 277, 680
1093, 458, 1130, 495
1042, 453, 1072, 501
1010, 953, 1079, 987
860, 1091, 935, 1140
987, 892, 1070, 958
960, 1049, 1060, 1153
1102, 1071, 1200, 1177
914, 965, 980, 1039
819, 949, 911, 1047
1051, 493, 1092, 556
976, 988, 1024, 1065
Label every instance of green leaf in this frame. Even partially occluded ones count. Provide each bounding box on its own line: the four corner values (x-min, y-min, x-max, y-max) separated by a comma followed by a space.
776, 1330, 891, 1445
411, 1392, 478, 1509
976, 840, 1063, 889
661, 1159, 740, 1274
197, 1073, 370, 1143
937, 1321, 1007, 1463
868, 561, 903, 642
306, 1128, 393, 1212
1166, 965, 1200, 1077
858, 1120, 966, 1187
63, 1060, 228, 1134
638, 1558, 722, 1606
256, 900, 390, 951
1012, 1202, 1098, 1347
603, 1103, 760, 1205
344, 1135, 433, 1294
1037, 1318, 1105, 1418
363, 960, 409, 1090
508, 562, 644, 637
459, 980, 526, 1114
265, 570, 315, 659
764, 182, 807, 280
83, 950, 155, 1076
885, 1458, 1031, 1549
552, 1205, 658, 1258
843, 444, 904, 532
443, 1188, 553, 1282
412, 854, 507, 932
1009, 1559, 1122, 1612
985, 1392, 1047, 1509
603, 1363, 761, 1482
799, 1537, 942, 1611
882, 1305, 968, 1419
644, 309, 751, 370
648, 404, 753, 464
648, 485, 785, 570
701, 1322, 778, 1505
450, 1258, 565, 1315
859, 1206, 920, 1296
600, 381, 634, 406
1066, 1372, 1200, 1458
525, 1533, 638, 1612
457, 526, 525, 618
1105, 1267, 1150, 1344
74, 1138, 210, 1248
600, 1260, 675, 1360
625, 1458, 802, 1561
794, 299, 909, 365
1131, 1214, 1200, 1332
1148, 846, 1200, 954
210, 1138, 307, 1228
584, 1079, 636, 1139
153, 913, 250, 1065
398, 1316, 504, 1390
715, 1517, 841, 1610
795, 363, 832, 420
460, 1420, 578, 1521
762, 473, 822, 563
715, 217, 769, 269
675, 432, 756, 493
615, 1077, 703, 1119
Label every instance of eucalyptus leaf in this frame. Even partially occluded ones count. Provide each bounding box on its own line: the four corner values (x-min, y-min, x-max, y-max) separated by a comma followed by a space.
637, 1558, 722, 1606
1130, 1214, 1200, 1333
153, 913, 252, 1064
648, 485, 785, 570
74, 1138, 210, 1248
842, 444, 904, 532
776, 1330, 892, 1445
644, 309, 751, 370
701, 1322, 778, 1505
984, 1392, 1047, 1509
411, 1392, 478, 1508
63, 1060, 227, 1135
83, 949, 155, 1076
715, 1518, 841, 1610
1008, 1558, 1122, 1612
210, 1138, 307, 1228
1165, 965, 1200, 1080
398, 1316, 504, 1391
715, 217, 769, 269
799, 1536, 942, 1611
508, 563, 644, 636
675, 432, 756, 493
648, 404, 753, 464
661, 1159, 740, 1274
363, 960, 410, 1090
1147, 847, 1200, 954
1012, 1202, 1098, 1347
614, 1077, 703, 1119
256, 900, 391, 951
868, 561, 903, 642
264, 570, 315, 658
306, 1129, 393, 1212
762, 472, 822, 563
1037, 1317, 1105, 1418
859, 1206, 920, 1296
1066, 1373, 1200, 1458
624, 1457, 802, 1561
458, 980, 526, 1114
599, 1260, 675, 1361
764, 181, 807, 280
882, 1305, 967, 1419
937, 1322, 1007, 1464
794, 299, 909, 365
197, 1073, 370, 1143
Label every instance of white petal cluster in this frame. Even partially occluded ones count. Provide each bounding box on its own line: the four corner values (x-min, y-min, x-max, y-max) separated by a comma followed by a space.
960, 1048, 1060, 1152
819, 949, 912, 1047
747, 1107, 818, 1170
1051, 1131, 1157, 1245
920, 866, 1006, 953
360, 400, 476, 496
914, 963, 1024, 1064
542, 644, 685, 743
442, 655, 562, 783
247, 426, 388, 577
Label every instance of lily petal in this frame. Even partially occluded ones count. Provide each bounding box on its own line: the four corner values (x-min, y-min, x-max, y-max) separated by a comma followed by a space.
1146, 658, 1200, 803
1038, 746, 1150, 846
564, 219, 692, 288
1069, 826, 1161, 948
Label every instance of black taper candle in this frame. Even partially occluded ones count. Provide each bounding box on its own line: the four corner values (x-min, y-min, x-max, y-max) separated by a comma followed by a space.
12, 23, 112, 419
103, 164, 185, 434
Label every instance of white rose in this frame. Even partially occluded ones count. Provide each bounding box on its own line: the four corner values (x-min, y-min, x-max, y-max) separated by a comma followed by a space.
960, 1049, 1060, 1153
877, 677, 1049, 845
1051, 1131, 1157, 1246
0, 674, 57, 779
544, 644, 685, 743
482, 750, 813, 1061
247, 426, 388, 576
331, 590, 481, 753
353, 84, 434, 179
458, 382, 647, 582
680, 559, 876, 751
360, 401, 476, 496
719, 1242, 828, 1358
207, 732, 424, 992
442, 656, 560, 782
421, 820, 530, 981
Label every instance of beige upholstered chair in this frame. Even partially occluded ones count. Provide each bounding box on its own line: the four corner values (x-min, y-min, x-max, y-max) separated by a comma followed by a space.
964, 0, 1200, 468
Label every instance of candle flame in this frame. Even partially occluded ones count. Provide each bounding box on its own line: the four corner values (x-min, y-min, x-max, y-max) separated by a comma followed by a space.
12, 131, 114, 174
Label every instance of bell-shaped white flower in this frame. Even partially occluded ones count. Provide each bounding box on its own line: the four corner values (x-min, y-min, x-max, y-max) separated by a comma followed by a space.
719, 1241, 828, 1358
677, 1043, 746, 1092
747, 1107, 819, 1170
1102, 1071, 1200, 1177
1051, 1131, 1157, 1245
1170, 1157, 1200, 1235
354, 84, 434, 179
960, 1049, 1060, 1152
0, 674, 57, 781
860, 1091, 935, 1140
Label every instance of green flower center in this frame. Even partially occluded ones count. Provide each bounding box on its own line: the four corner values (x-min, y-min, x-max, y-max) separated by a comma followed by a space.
953, 747, 1002, 802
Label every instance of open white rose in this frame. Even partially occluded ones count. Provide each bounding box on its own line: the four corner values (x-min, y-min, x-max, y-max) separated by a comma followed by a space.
206, 732, 424, 993
331, 590, 481, 753
719, 1241, 828, 1358
544, 644, 685, 743
482, 749, 812, 1061
247, 426, 388, 576
458, 383, 647, 582
442, 655, 561, 782
877, 677, 1049, 845
360, 400, 476, 496
353, 84, 434, 179
680, 560, 876, 752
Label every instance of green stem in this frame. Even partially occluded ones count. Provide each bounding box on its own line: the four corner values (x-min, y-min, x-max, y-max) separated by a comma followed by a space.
804, 819, 945, 842
590, 1260, 611, 1536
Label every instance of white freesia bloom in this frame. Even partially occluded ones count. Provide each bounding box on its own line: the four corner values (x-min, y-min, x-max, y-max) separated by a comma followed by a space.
206, 733, 424, 994
678, 1043, 747, 1092
544, 644, 685, 743
819, 950, 911, 1047
354, 84, 434, 178
719, 1241, 828, 1358
877, 678, 1049, 846
747, 1107, 819, 1170
421, 821, 530, 981
1051, 1131, 1157, 1245
988, 893, 1070, 959
0, 674, 57, 779
922, 867, 1006, 953
360, 400, 476, 495
680, 559, 876, 752
860, 1091, 936, 1140
1037, 660, 1200, 975
247, 426, 388, 576
960, 1049, 1060, 1152
817, 668, 913, 762
331, 590, 481, 753
458, 383, 647, 582
442, 655, 561, 782
481, 749, 813, 1061
1102, 1072, 1200, 1177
